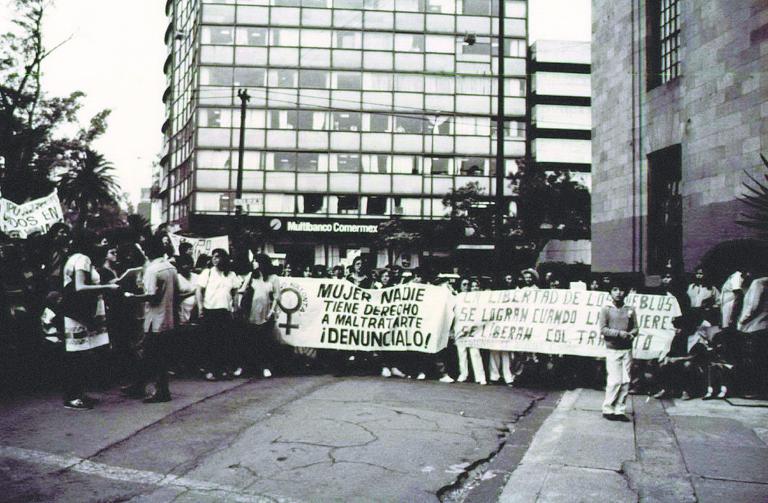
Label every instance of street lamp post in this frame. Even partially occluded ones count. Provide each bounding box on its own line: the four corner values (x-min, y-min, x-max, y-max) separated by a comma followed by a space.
494, 0, 506, 284
234, 88, 250, 234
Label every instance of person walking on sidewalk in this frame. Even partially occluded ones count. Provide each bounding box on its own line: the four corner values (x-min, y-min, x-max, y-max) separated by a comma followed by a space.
599, 283, 638, 422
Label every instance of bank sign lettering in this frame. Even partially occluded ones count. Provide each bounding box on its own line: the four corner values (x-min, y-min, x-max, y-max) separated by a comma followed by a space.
284, 220, 379, 233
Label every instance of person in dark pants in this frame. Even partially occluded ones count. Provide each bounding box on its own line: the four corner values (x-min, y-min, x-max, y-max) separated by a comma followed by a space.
124, 237, 180, 402
237, 253, 281, 377
196, 249, 241, 381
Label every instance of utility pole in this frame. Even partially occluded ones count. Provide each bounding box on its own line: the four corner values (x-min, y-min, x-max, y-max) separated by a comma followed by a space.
494, 0, 506, 285
234, 89, 250, 232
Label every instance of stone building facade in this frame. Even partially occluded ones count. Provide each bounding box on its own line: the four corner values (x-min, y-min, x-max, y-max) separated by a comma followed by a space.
591, 0, 768, 275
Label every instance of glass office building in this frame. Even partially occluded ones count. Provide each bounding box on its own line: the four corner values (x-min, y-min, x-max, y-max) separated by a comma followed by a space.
160, 0, 528, 268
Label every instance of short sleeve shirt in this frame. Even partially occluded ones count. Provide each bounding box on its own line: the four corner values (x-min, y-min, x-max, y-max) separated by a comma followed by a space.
63, 254, 99, 289
143, 258, 178, 333
197, 268, 241, 310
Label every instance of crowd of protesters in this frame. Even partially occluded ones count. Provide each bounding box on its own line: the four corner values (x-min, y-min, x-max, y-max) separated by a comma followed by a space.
0, 221, 766, 412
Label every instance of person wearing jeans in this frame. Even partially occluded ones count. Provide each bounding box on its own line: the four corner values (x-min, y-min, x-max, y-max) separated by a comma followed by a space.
599, 284, 638, 422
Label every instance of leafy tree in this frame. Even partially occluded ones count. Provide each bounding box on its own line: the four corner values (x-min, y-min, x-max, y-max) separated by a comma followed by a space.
509, 162, 590, 239
58, 148, 120, 228
737, 153, 768, 239
0, 0, 112, 206
376, 217, 423, 264
439, 181, 495, 242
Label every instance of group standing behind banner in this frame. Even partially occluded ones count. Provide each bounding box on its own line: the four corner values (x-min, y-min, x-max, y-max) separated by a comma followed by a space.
272, 278, 680, 360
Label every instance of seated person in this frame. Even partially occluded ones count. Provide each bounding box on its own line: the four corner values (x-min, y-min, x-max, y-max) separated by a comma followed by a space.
652, 312, 710, 400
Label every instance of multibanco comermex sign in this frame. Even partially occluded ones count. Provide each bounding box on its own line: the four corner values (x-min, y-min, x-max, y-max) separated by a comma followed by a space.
284, 220, 379, 234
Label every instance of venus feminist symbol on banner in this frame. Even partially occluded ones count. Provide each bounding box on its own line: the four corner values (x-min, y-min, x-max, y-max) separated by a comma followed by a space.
277, 287, 303, 335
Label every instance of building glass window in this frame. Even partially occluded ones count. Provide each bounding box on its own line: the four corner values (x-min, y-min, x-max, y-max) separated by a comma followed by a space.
367, 196, 388, 215
337, 154, 362, 172
199, 108, 231, 127
233, 68, 265, 86
270, 110, 298, 129
335, 30, 362, 49
428, 157, 450, 175
647, 145, 682, 273
394, 33, 424, 52
458, 157, 486, 175
298, 110, 327, 129
276, 69, 297, 87
338, 195, 360, 212
648, 0, 680, 88
333, 112, 361, 131
299, 69, 328, 88
297, 152, 320, 171
369, 113, 390, 132
395, 115, 423, 134
302, 194, 324, 213
203, 27, 234, 45
336, 71, 362, 90
273, 152, 297, 171
236, 27, 268, 46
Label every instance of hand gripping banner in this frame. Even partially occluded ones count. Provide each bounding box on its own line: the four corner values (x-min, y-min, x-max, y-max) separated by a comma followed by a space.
453, 289, 681, 360
275, 278, 453, 353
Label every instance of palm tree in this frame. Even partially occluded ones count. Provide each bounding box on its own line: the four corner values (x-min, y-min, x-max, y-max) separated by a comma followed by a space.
58, 148, 120, 228
738, 154, 768, 238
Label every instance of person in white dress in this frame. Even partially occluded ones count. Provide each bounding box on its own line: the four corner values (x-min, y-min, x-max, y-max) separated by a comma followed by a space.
61, 231, 119, 410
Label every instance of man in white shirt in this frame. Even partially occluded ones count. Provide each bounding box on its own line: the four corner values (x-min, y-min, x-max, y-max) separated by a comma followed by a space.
125, 237, 180, 403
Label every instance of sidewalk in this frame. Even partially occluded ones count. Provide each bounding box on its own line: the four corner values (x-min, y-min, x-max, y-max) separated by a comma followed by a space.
497, 389, 768, 502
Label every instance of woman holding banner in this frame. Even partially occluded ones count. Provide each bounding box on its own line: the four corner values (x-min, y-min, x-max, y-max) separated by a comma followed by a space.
376, 269, 408, 379
454, 276, 486, 385
342, 256, 373, 373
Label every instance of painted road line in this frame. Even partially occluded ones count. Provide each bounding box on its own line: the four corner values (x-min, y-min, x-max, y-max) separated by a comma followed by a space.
0, 445, 293, 503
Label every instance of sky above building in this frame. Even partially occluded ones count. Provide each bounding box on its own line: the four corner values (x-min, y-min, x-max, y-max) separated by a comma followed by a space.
0, 0, 590, 206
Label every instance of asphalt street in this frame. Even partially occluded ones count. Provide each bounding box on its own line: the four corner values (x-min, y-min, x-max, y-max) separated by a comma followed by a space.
0, 376, 552, 502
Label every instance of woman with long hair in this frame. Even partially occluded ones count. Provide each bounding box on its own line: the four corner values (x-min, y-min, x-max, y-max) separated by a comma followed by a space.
196, 248, 241, 380
61, 230, 119, 409
238, 253, 281, 377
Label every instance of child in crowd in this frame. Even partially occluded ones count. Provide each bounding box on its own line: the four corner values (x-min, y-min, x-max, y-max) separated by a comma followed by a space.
599, 282, 638, 422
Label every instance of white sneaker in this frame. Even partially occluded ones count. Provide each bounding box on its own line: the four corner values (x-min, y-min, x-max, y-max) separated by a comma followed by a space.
717, 386, 728, 398
439, 375, 455, 383
416, 372, 426, 380
381, 367, 392, 378
456, 374, 468, 383
391, 367, 406, 378
478, 381, 487, 385
263, 369, 272, 378
233, 367, 243, 377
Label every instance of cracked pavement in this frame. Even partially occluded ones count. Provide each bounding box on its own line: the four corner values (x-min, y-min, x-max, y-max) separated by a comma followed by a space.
0, 375, 547, 502
497, 388, 768, 503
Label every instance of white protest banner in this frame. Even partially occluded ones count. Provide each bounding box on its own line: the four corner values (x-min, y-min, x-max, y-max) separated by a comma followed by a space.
274, 278, 453, 353
169, 233, 229, 262
454, 290, 681, 360
0, 190, 64, 239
